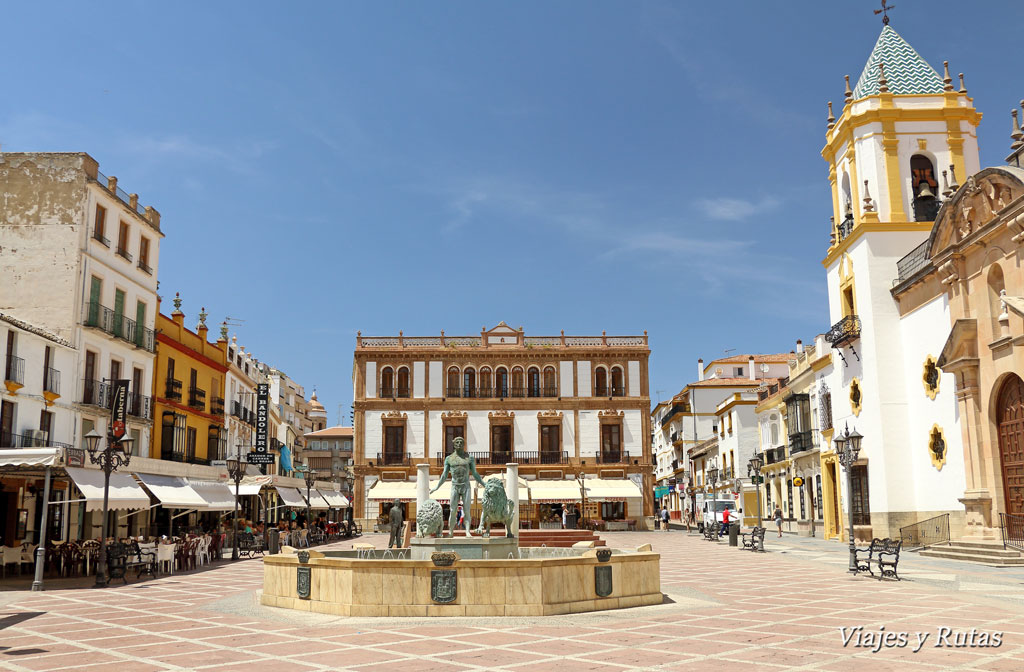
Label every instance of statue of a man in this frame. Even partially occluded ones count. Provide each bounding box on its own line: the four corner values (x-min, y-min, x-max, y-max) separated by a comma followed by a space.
387, 498, 404, 549
430, 437, 486, 537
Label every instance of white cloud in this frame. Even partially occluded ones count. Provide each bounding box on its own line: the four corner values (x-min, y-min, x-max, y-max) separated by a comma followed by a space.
697, 196, 781, 221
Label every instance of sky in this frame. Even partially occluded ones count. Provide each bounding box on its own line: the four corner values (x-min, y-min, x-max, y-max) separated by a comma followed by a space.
3, 1, 1022, 422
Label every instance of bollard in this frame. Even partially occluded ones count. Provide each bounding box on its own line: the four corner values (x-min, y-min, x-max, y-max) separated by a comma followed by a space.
728, 523, 740, 547
268, 528, 281, 555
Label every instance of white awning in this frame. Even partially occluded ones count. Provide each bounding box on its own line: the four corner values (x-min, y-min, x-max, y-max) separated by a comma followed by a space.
319, 490, 349, 508
66, 467, 150, 512
307, 490, 331, 509
527, 479, 585, 503
584, 478, 643, 502
368, 480, 447, 503
274, 486, 307, 508
0, 448, 62, 468
237, 475, 272, 496
136, 473, 208, 509
188, 480, 236, 511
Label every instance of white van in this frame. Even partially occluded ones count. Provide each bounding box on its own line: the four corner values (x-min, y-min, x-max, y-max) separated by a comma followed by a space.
702, 498, 738, 529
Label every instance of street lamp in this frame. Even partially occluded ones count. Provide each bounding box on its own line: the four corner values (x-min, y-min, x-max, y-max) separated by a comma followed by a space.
707, 466, 719, 534
574, 469, 588, 530
834, 424, 864, 573
83, 428, 133, 588
303, 465, 318, 534
226, 455, 246, 561
748, 455, 764, 551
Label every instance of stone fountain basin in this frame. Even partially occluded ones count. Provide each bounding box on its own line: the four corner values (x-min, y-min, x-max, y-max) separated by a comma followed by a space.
261, 550, 661, 617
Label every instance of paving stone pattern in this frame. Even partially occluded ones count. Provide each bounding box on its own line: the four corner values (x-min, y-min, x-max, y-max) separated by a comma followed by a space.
2, 532, 1024, 671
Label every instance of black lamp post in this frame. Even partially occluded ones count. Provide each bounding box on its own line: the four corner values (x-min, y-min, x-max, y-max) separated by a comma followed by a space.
84, 428, 133, 588
303, 465, 317, 532
226, 455, 246, 561
748, 455, 765, 550
707, 466, 719, 532
834, 424, 864, 573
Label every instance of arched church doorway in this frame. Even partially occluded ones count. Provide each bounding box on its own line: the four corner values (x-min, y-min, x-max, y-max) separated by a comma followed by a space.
996, 374, 1024, 515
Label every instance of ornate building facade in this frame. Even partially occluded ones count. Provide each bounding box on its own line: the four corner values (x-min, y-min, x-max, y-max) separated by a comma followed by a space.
351, 323, 653, 527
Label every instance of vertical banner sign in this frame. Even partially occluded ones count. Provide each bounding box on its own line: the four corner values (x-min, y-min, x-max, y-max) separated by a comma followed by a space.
109, 380, 130, 440
249, 383, 272, 464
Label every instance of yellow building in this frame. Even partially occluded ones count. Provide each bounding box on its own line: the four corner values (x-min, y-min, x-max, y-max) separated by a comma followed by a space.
151, 294, 228, 465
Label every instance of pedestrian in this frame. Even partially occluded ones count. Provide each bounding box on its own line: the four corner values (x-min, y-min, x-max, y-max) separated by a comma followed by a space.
719, 507, 730, 537
773, 505, 784, 537
562, 506, 567, 530
684, 507, 691, 533
661, 506, 670, 532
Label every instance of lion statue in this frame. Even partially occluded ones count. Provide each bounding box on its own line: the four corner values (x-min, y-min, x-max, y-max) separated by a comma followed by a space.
477, 477, 516, 538
416, 498, 444, 538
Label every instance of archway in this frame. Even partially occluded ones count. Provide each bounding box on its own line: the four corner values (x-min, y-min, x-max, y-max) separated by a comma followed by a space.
996, 374, 1024, 515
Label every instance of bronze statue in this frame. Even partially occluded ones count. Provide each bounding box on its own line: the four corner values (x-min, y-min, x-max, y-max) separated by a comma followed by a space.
430, 437, 486, 537
387, 498, 404, 548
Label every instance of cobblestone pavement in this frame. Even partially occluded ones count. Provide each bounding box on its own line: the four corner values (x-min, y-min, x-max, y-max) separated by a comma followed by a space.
2, 532, 1024, 671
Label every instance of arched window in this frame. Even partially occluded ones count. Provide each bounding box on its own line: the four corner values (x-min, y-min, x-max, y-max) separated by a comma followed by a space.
841, 172, 852, 212
446, 366, 460, 397
496, 367, 509, 398
380, 367, 394, 398
988, 264, 1006, 340
595, 367, 608, 396
463, 367, 476, 398
396, 367, 410, 398
543, 366, 557, 397
770, 423, 779, 446
511, 367, 524, 397
479, 367, 492, 398
610, 367, 624, 396
527, 367, 540, 397
910, 154, 939, 221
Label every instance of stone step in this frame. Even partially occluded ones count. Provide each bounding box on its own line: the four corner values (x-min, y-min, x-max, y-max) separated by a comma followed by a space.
919, 547, 1024, 565
943, 542, 1021, 556
944, 539, 1017, 551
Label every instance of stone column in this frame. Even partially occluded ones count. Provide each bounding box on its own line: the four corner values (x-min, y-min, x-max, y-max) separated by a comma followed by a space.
506, 463, 520, 538
416, 463, 430, 511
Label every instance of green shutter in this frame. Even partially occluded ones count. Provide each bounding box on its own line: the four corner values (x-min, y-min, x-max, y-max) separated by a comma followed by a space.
135, 301, 146, 348
88, 277, 102, 326
113, 289, 125, 338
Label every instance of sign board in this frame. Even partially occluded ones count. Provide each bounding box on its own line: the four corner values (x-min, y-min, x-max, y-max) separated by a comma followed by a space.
654, 486, 670, 498
793, 476, 805, 487
109, 379, 130, 440
249, 383, 270, 464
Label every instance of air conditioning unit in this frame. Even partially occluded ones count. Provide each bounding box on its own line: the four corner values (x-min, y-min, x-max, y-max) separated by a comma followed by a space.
30, 429, 49, 447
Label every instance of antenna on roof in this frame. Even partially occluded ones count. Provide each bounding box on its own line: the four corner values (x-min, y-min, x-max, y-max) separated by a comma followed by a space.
224, 316, 246, 327
874, 0, 894, 26
656, 389, 666, 402
723, 348, 736, 357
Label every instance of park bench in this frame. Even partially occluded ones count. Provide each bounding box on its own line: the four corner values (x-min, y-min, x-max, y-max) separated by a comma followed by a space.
703, 522, 720, 541
854, 537, 902, 580
106, 541, 157, 584
741, 526, 766, 551
237, 532, 265, 558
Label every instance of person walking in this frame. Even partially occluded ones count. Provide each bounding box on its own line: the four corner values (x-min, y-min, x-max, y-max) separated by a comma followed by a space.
661, 506, 670, 532
562, 506, 567, 530
773, 505, 784, 537
719, 507, 730, 537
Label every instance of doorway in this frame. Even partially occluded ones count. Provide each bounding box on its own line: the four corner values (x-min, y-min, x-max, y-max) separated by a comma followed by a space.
996, 375, 1024, 516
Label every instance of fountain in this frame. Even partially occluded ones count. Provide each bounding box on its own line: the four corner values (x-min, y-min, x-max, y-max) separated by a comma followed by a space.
262, 439, 661, 617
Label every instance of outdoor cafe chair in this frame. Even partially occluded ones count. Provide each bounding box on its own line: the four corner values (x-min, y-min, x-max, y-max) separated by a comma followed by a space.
156, 542, 175, 575
2, 546, 22, 578
196, 536, 211, 567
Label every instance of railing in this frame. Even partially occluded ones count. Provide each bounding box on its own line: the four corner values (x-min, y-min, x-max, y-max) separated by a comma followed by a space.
763, 447, 786, 465
611, 386, 625, 397
92, 229, 109, 247
137, 259, 153, 275
115, 245, 133, 262
0, 430, 73, 450
81, 379, 110, 407
895, 240, 931, 285
396, 387, 410, 399
4, 354, 24, 385
825, 315, 861, 348
231, 400, 243, 418
82, 301, 155, 351
188, 387, 206, 411
597, 451, 623, 464
836, 214, 854, 242
913, 195, 942, 223
788, 430, 815, 454
375, 452, 411, 466
165, 378, 183, 401
381, 387, 395, 398
128, 392, 152, 419
433, 450, 570, 467
43, 367, 60, 395
542, 386, 558, 397
670, 432, 679, 443
210, 396, 225, 415
1000, 512, 1024, 553
96, 170, 150, 219
900, 513, 950, 550
661, 403, 689, 426
361, 334, 647, 348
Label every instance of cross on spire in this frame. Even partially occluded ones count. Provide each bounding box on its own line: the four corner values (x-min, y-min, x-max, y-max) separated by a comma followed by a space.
874, 0, 895, 26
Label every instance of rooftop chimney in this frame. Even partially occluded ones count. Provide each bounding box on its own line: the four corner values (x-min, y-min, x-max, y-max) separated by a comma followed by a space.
748, 356, 756, 381
796, 339, 804, 354
697, 359, 704, 382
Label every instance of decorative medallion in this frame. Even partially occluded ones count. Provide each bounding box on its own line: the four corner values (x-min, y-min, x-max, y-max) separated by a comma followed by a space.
431, 569, 457, 603
598, 409, 625, 420
297, 550, 310, 564
441, 410, 468, 421
595, 548, 612, 563
928, 424, 947, 471
431, 551, 458, 567
849, 378, 863, 417
382, 410, 407, 420
922, 356, 940, 400
296, 566, 311, 599
537, 409, 563, 420
488, 410, 515, 419
595, 565, 613, 597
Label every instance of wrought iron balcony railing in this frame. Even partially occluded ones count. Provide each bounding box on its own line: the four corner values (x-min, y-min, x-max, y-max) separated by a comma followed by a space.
115, 245, 133, 262
0, 430, 72, 450
128, 392, 152, 419
81, 379, 110, 407
375, 452, 412, 466
825, 314, 861, 348
82, 301, 155, 352
788, 430, 816, 454
165, 378, 183, 401
4, 354, 24, 385
137, 259, 153, 275
210, 396, 225, 415
92, 229, 109, 247
434, 450, 570, 467
43, 367, 60, 395
188, 387, 206, 411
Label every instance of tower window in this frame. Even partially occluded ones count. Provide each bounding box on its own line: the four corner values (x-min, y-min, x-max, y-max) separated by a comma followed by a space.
910, 155, 940, 222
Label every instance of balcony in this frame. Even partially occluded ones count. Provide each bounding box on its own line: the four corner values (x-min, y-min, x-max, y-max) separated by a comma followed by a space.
835, 213, 854, 242
596, 451, 623, 464
43, 367, 60, 395
661, 402, 690, 426
81, 379, 110, 407
0, 430, 72, 450
82, 301, 155, 352
433, 450, 570, 467
825, 315, 862, 348
128, 392, 152, 419
188, 387, 206, 411
115, 245, 133, 262
610, 386, 624, 397
137, 259, 153, 275
381, 387, 395, 398
788, 429, 816, 454
375, 452, 412, 466
210, 396, 225, 415
763, 447, 787, 465
396, 387, 410, 399
165, 378, 183, 402
92, 229, 110, 247
4, 354, 24, 386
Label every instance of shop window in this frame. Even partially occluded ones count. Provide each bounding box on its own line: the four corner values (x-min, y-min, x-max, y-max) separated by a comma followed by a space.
850, 464, 871, 526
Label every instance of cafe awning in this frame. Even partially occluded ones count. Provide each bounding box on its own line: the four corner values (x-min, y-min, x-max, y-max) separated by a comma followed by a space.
368, 480, 449, 503
136, 473, 208, 510
188, 480, 236, 511
237, 475, 272, 497
66, 467, 150, 512
0, 448, 62, 468
274, 486, 308, 508
585, 478, 643, 502
319, 490, 349, 508
307, 489, 331, 509
523, 479, 584, 504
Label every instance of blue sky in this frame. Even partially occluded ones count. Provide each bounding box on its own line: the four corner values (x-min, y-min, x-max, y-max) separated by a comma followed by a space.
3, 2, 1022, 421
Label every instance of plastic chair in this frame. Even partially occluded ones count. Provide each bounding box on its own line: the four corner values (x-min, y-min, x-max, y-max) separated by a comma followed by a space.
196, 536, 211, 567
299, 529, 309, 548
2, 546, 21, 577
156, 543, 175, 575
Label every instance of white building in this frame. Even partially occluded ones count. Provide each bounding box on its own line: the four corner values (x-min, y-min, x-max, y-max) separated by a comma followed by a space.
224, 331, 266, 462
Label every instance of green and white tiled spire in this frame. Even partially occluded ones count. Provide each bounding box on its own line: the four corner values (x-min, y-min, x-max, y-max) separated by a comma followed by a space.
851, 25, 944, 99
